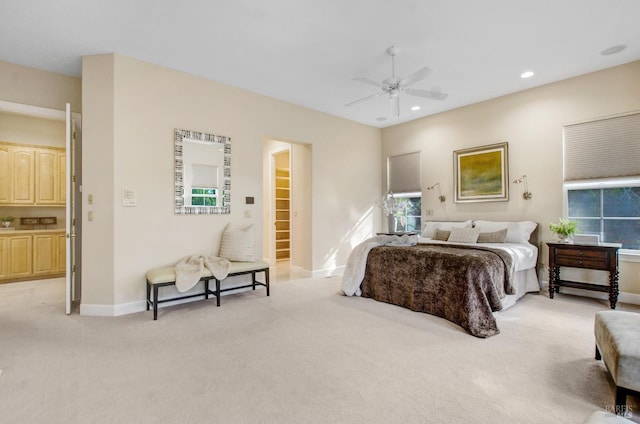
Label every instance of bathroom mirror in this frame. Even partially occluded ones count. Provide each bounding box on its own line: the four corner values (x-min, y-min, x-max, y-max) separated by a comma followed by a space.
174, 128, 231, 214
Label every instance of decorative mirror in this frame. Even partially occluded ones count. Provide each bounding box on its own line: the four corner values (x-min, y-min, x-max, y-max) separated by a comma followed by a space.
174, 128, 231, 214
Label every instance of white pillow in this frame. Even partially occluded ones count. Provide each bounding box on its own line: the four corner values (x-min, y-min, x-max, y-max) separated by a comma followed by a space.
422, 220, 472, 238
447, 227, 480, 243
219, 224, 255, 262
473, 220, 537, 244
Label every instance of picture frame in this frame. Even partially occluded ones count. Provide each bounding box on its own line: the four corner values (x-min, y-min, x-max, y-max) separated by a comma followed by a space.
454, 142, 508, 203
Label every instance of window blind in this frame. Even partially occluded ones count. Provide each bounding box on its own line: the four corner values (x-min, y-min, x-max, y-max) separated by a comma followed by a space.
388, 151, 421, 193
191, 164, 219, 187
564, 112, 640, 181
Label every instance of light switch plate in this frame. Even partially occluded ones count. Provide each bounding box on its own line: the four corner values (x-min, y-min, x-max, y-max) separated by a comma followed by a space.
122, 189, 137, 206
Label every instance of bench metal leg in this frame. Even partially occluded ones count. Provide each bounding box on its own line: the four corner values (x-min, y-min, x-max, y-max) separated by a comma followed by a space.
153, 285, 159, 320
216, 278, 221, 307
146, 281, 151, 311
265, 268, 270, 296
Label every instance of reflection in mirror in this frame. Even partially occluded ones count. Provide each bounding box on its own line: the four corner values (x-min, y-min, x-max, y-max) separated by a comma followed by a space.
175, 128, 231, 214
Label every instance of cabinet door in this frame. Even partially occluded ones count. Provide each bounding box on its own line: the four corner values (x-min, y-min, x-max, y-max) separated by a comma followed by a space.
0, 237, 8, 279
57, 233, 66, 273
35, 149, 59, 205
0, 146, 10, 203
11, 147, 35, 204
33, 234, 57, 276
7, 235, 32, 278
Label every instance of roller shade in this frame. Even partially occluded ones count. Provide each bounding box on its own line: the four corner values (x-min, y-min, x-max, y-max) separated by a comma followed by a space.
564, 112, 640, 181
388, 151, 421, 193
191, 164, 219, 187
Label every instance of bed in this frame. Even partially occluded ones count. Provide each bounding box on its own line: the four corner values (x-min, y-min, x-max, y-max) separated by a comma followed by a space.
342, 220, 539, 338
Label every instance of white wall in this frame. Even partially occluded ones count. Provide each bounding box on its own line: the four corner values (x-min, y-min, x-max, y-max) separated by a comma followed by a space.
81, 54, 381, 312
382, 60, 640, 295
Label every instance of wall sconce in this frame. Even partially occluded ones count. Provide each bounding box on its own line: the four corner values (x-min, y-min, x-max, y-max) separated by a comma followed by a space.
512, 175, 532, 200
427, 183, 446, 202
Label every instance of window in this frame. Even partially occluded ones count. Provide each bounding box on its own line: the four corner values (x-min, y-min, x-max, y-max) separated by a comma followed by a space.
563, 112, 640, 252
391, 193, 422, 232
191, 187, 219, 206
567, 182, 640, 250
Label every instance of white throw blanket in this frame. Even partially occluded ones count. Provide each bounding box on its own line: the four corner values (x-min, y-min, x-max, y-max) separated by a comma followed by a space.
174, 255, 231, 292
341, 234, 418, 296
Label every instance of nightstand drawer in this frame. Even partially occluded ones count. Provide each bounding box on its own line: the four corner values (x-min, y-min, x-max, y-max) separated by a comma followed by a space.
556, 249, 608, 268
556, 256, 607, 269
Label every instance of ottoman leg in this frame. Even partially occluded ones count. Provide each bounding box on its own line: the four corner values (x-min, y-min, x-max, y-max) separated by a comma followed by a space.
595, 345, 601, 360
615, 387, 627, 415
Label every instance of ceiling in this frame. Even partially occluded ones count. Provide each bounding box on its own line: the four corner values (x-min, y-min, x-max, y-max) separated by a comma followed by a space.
1, 0, 639, 128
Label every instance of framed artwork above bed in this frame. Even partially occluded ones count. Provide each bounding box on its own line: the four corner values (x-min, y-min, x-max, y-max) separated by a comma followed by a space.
454, 142, 509, 203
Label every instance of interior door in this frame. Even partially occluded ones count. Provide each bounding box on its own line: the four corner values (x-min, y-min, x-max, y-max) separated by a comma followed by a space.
64, 103, 74, 314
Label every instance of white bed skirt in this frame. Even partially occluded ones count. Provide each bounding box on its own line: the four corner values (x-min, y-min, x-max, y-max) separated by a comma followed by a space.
500, 268, 540, 310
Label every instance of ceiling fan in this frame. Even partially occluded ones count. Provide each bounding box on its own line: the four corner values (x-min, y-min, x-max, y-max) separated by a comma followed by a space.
345, 46, 448, 117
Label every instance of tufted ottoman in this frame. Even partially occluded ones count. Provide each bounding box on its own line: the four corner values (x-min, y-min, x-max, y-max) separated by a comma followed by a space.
594, 310, 640, 415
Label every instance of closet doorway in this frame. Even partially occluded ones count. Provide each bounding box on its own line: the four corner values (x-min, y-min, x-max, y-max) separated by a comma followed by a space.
264, 139, 312, 279
0, 100, 82, 314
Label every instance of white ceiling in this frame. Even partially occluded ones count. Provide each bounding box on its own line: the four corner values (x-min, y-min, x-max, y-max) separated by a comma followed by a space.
1, 0, 639, 128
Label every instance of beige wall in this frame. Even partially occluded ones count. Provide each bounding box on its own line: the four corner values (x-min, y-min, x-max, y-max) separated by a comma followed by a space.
81, 54, 381, 312
81, 55, 116, 308
0, 61, 81, 112
382, 61, 640, 295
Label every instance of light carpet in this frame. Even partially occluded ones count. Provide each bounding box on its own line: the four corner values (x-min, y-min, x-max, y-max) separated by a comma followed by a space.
1, 277, 639, 424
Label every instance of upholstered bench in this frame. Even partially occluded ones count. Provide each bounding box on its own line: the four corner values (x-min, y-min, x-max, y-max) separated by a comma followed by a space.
594, 310, 640, 414
146, 261, 270, 320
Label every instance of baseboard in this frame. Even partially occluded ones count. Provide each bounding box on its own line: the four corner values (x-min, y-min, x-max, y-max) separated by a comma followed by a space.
79, 303, 115, 317
80, 281, 257, 317
290, 265, 313, 277
312, 265, 345, 279
539, 280, 640, 306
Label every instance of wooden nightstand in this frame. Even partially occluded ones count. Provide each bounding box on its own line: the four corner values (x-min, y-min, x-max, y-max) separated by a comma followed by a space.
547, 242, 621, 309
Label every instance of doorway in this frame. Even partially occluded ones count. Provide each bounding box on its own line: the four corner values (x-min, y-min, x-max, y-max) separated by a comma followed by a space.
263, 139, 312, 279
0, 100, 81, 313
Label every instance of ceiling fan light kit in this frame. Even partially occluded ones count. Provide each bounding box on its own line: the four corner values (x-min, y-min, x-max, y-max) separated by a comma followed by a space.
346, 45, 448, 118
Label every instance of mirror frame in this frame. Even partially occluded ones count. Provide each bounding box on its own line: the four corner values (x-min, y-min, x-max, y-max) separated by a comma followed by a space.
174, 128, 231, 214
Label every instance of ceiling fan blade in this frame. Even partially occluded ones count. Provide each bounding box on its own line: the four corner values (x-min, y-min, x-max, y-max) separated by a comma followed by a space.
344, 91, 384, 107
391, 96, 399, 117
353, 76, 383, 87
405, 88, 448, 101
399, 67, 432, 88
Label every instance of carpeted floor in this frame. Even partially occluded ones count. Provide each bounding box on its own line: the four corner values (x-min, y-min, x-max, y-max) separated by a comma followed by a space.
0, 276, 639, 423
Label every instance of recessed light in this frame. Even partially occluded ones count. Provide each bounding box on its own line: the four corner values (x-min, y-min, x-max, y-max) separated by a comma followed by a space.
411, 106, 421, 111
520, 71, 534, 79
376, 117, 387, 122
601, 45, 627, 56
